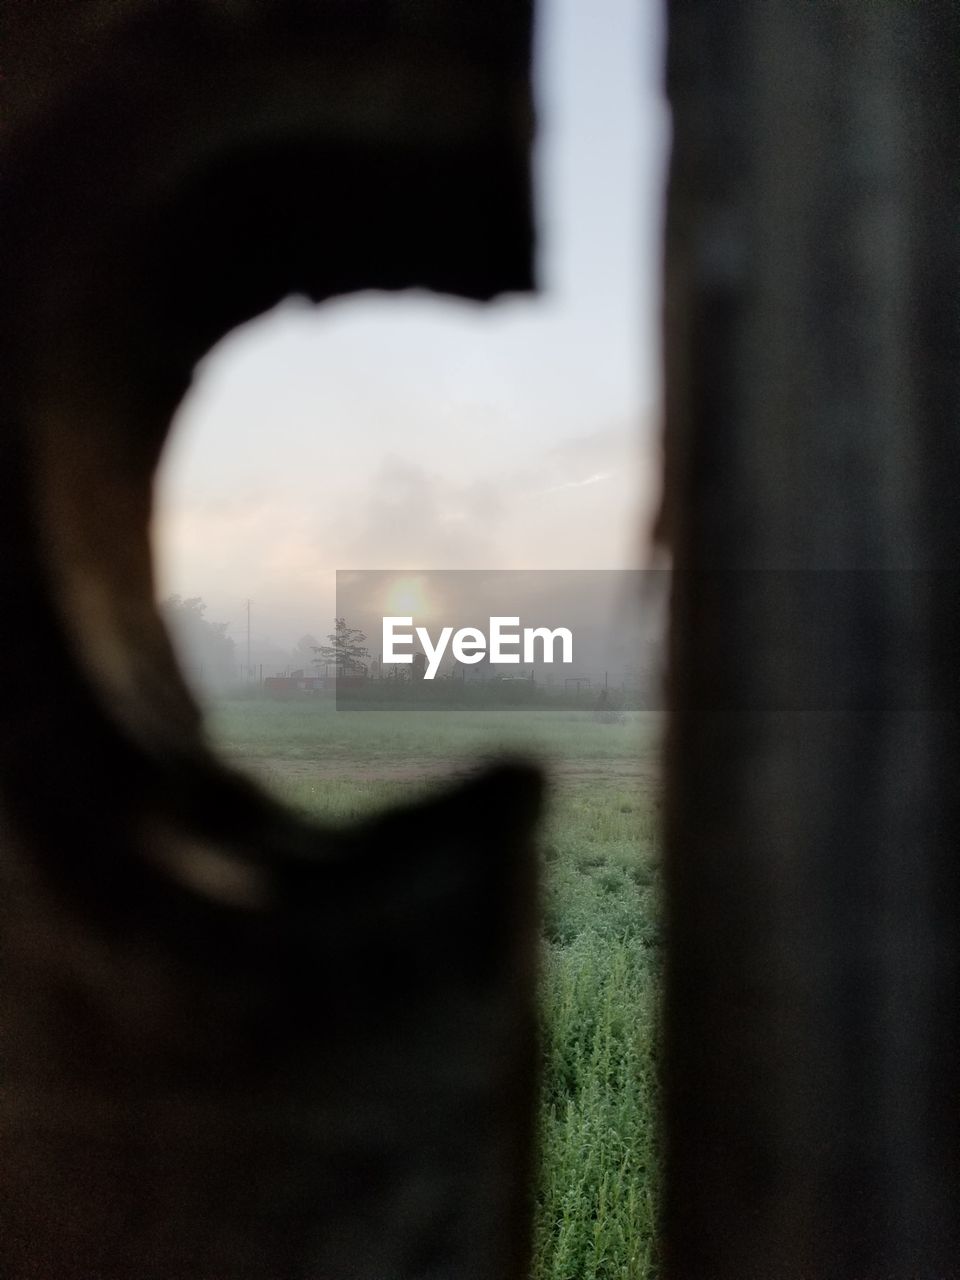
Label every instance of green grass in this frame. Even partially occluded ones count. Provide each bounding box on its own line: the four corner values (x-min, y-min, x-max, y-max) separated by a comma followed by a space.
207, 697, 662, 1279
535, 783, 661, 1280
207, 695, 662, 768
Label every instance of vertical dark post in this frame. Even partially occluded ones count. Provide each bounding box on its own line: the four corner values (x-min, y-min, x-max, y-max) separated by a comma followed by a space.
662, 4, 960, 1277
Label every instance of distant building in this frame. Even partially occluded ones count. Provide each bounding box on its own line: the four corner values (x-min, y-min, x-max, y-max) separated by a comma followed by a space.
452, 656, 534, 682
263, 669, 369, 697
263, 672, 325, 698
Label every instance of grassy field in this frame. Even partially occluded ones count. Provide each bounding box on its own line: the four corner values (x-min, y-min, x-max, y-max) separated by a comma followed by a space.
207, 696, 663, 1279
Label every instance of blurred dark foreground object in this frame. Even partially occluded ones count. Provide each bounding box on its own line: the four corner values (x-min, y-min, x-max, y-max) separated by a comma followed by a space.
662, 5, 960, 1278
0, 3, 542, 1277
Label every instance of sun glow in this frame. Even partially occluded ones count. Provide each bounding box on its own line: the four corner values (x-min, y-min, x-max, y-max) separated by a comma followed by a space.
383, 576, 437, 620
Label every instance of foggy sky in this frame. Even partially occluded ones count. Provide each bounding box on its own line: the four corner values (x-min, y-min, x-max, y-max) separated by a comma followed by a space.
153, 0, 668, 651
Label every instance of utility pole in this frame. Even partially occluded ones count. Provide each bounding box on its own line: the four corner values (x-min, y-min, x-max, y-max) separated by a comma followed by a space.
246, 599, 251, 681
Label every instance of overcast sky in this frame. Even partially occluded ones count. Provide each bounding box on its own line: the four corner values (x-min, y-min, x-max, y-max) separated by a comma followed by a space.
153, 0, 669, 649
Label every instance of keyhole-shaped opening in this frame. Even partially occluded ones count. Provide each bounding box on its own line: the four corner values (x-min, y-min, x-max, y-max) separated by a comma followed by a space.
151, 1, 669, 1274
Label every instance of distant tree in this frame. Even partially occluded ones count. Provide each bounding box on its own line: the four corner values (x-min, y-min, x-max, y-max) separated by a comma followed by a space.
313, 618, 369, 676
294, 634, 319, 661
290, 633, 320, 675
161, 595, 236, 690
